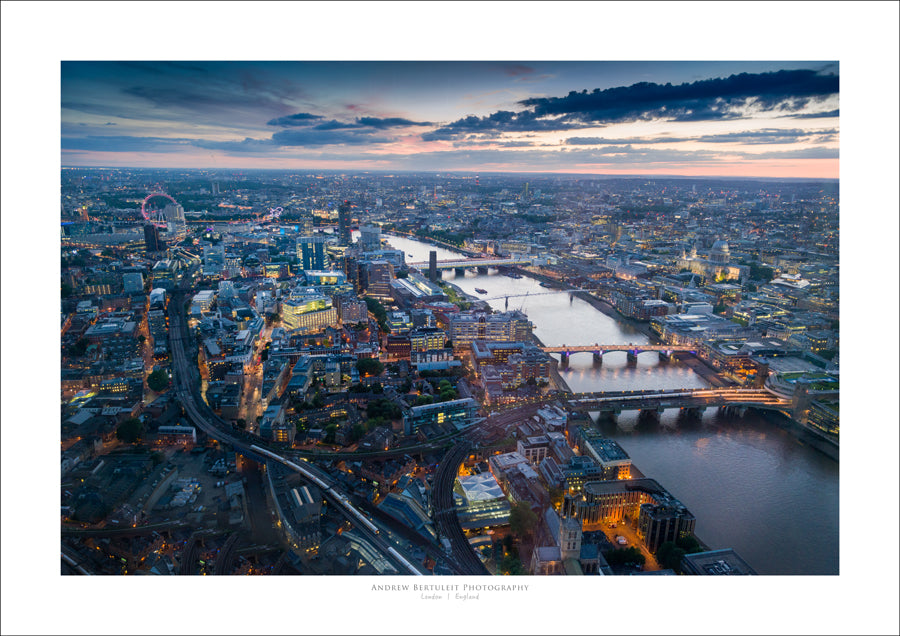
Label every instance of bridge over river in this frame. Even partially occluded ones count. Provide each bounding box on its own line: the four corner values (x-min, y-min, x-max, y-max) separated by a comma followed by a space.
485, 387, 791, 420
539, 343, 696, 366
407, 256, 536, 271
565, 387, 791, 418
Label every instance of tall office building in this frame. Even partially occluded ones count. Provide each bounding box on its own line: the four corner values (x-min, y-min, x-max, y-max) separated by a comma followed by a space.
343, 254, 361, 294
296, 235, 328, 271
364, 260, 395, 300
338, 200, 352, 246
144, 224, 163, 253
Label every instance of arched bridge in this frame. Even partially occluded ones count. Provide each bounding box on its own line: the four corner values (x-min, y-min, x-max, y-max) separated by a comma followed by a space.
539, 343, 697, 366
408, 256, 535, 270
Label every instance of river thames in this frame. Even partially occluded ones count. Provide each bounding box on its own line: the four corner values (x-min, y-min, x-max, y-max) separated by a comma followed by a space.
384, 233, 839, 575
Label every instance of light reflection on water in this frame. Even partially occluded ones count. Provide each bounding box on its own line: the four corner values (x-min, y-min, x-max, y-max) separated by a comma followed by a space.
392, 234, 839, 574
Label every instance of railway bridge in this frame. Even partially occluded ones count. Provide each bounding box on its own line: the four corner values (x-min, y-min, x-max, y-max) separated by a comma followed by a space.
565, 388, 791, 421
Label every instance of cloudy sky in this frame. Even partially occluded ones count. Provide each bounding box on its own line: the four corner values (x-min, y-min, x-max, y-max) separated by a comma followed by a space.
62, 61, 839, 178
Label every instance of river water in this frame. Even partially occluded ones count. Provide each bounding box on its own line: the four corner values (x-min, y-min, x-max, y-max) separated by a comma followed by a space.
384, 233, 839, 575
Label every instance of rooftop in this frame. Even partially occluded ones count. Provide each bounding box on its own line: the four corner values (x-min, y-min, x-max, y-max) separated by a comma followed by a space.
682, 549, 758, 575
457, 472, 505, 503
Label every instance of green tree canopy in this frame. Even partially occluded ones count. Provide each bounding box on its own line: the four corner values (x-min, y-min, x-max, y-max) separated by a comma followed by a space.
498, 553, 527, 575
656, 541, 687, 572
363, 296, 390, 333
548, 487, 565, 510
68, 338, 89, 357
147, 369, 170, 392
351, 422, 368, 442
508, 502, 538, 539
356, 357, 384, 378
116, 418, 143, 444
676, 534, 703, 554
746, 262, 775, 281
367, 398, 401, 420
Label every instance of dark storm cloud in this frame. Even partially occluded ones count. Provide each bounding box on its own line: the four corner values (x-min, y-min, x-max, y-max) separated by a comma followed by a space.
422, 110, 594, 141
266, 112, 324, 126
313, 119, 366, 130
356, 116, 431, 129
270, 129, 390, 147
268, 114, 429, 131
520, 69, 839, 118
426, 69, 839, 139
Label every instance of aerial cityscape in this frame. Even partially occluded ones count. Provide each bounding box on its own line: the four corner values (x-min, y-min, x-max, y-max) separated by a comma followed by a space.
56, 60, 844, 581
0, 1, 896, 632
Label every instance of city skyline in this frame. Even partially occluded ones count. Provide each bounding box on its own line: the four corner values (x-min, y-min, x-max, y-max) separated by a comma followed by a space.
62, 61, 839, 178
3, 2, 898, 635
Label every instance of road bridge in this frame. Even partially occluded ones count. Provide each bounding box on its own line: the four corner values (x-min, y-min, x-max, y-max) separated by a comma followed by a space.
540, 343, 696, 367
408, 256, 535, 272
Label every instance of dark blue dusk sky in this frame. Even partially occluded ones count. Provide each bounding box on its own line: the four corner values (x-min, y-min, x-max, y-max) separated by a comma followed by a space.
62, 60, 839, 177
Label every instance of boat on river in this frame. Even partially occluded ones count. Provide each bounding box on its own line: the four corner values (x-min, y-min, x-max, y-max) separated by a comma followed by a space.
475, 288, 488, 295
